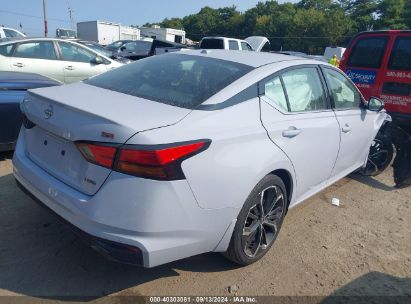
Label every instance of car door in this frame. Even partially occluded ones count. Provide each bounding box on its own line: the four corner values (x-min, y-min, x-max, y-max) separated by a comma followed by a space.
9, 40, 64, 82
57, 41, 109, 84
322, 67, 380, 179
117, 42, 137, 59
260, 66, 341, 203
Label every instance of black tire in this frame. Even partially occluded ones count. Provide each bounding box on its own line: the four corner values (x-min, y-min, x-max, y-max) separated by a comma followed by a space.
223, 174, 287, 266
362, 135, 394, 176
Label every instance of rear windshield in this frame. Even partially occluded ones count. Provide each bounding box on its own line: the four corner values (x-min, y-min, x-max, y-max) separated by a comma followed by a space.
348, 36, 388, 68
85, 54, 252, 109
200, 39, 224, 49
388, 36, 411, 71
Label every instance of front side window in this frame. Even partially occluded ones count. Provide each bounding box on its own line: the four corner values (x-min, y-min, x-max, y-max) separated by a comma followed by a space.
86, 54, 252, 109
281, 68, 327, 112
0, 44, 14, 56
241, 42, 253, 51
388, 36, 411, 71
14, 41, 56, 60
347, 36, 388, 69
229, 40, 239, 50
324, 68, 361, 109
122, 42, 136, 51
59, 42, 96, 63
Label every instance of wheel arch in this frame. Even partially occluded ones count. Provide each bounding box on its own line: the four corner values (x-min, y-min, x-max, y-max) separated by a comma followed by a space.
269, 169, 293, 210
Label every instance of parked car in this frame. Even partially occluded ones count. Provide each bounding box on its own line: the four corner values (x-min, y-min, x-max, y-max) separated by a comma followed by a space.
108, 39, 187, 61
114, 40, 152, 60
14, 50, 387, 267
0, 27, 26, 39
0, 72, 60, 151
340, 30, 411, 132
200, 36, 270, 52
0, 38, 123, 84
77, 40, 132, 64
200, 37, 254, 51
105, 40, 134, 52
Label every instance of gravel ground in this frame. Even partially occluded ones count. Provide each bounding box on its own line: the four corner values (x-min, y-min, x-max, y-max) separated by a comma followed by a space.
0, 153, 410, 302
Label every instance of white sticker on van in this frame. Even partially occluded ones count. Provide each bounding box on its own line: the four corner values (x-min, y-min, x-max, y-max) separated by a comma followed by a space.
386, 71, 411, 79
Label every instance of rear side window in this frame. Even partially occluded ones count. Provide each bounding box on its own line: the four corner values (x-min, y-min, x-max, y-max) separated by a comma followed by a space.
241, 42, 253, 51
388, 36, 411, 71
264, 76, 288, 112
14, 41, 56, 60
59, 42, 96, 63
0, 44, 14, 56
347, 36, 388, 68
85, 54, 253, 109
281, 68, 327, 112
200, 39, 224, 49
4, 29, 23, 38
229, 40, 239, 50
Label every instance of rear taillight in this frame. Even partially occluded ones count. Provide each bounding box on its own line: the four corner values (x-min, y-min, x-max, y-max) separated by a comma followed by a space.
76, 140, 210, 180
76, 142, 117, 169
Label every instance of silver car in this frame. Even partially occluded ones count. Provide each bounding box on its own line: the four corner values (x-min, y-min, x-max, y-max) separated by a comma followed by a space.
0, 38, 122, 83
14, 50, 388, 267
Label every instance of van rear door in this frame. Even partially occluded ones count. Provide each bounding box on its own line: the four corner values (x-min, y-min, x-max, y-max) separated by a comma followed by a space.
380, 33, 411, 118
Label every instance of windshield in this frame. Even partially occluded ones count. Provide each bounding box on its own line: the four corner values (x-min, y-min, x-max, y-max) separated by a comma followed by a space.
85, 54, 252, 109
85, 43, 112, 57
106, 41, 127, 49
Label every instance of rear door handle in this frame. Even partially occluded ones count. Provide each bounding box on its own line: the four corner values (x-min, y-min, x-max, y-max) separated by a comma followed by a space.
282, 127, 301, 138
342, 124, 351, 133
13, 62, 24, 68
65, 66, 75, 70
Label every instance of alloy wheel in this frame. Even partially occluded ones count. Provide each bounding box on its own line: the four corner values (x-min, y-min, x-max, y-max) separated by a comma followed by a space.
242, 185, 285, 258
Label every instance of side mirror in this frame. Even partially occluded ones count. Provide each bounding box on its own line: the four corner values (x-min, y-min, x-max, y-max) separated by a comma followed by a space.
367, 97, 384, 112
120, 46, 126, 51
91, 56, 104, 65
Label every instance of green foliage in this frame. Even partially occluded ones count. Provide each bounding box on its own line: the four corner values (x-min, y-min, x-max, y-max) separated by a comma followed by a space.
143, 0, 410, 54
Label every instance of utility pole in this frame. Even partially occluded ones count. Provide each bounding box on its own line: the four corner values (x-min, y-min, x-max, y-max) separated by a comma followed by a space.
43, 0, 48, 37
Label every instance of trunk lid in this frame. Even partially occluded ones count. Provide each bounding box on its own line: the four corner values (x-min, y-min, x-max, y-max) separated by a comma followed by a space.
22, 82, 191, 195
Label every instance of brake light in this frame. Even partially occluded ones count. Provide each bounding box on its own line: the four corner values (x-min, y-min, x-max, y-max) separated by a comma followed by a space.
76, 142, 117, 169
75, 140, 210, 180
115, 141, 210, 180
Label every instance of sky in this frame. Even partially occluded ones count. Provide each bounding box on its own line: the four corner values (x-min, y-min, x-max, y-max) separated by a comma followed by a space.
0, 0, 295, 37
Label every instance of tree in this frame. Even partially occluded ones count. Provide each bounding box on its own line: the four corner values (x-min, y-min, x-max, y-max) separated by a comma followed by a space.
377, 0, 407, 29
404, 0, 411, 28
347, 0, 378, 31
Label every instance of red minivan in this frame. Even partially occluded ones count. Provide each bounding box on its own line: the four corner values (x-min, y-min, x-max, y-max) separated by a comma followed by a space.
340, 30, 411, 132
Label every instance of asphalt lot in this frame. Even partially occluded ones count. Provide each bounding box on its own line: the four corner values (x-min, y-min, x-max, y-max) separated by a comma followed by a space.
0, 152, 410, 302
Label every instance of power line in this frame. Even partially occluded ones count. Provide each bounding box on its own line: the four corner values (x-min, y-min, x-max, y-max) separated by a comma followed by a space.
0, 9, 70, 23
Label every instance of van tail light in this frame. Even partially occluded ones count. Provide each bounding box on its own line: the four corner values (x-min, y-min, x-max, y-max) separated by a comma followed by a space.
76, 140, 211, 180
76, 142, 117, 169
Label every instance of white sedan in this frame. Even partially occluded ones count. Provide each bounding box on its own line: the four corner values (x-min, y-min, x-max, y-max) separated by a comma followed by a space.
13, 50, 387, 267
0, 38, 122, 83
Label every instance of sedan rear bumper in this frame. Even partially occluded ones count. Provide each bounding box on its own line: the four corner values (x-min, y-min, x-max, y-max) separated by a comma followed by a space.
12, 132, 237, 267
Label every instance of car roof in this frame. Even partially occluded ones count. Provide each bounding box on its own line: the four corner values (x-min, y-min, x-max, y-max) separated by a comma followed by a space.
173, 49, 310, 68
0, 37, 80, 45
202, 37, 247, 42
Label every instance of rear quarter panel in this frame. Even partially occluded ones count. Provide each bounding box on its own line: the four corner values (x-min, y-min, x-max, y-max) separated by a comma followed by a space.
126, 99, 296, 211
